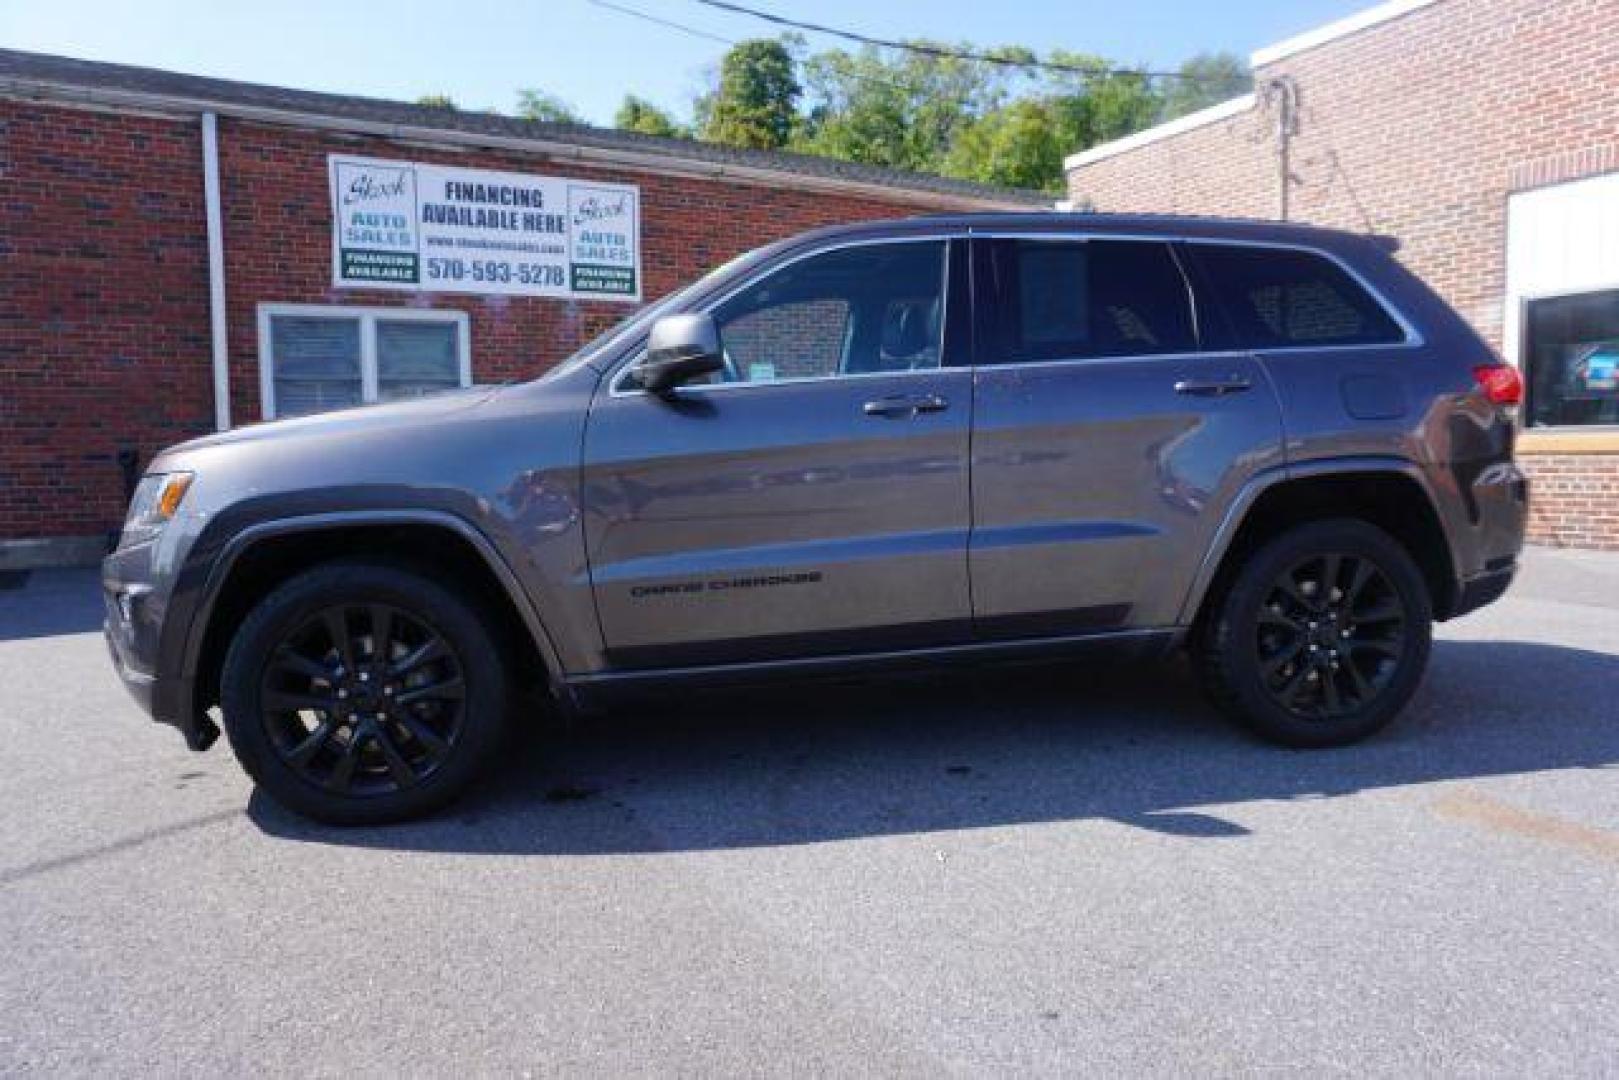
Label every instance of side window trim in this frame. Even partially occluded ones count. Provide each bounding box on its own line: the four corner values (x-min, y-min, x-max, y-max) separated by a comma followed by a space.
1173, 239, 1241, 353
610, 234, 961, 396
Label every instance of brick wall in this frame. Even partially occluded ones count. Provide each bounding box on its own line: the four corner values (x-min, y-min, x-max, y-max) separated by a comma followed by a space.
0, 102, 954, 542
1520, 454, 1619, 551
1067, 0, 1619, 548
0, 105, 213, 540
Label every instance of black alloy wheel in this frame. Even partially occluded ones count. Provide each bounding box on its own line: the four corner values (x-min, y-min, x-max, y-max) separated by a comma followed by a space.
1195, 518, 1432, 748
260, 603, 466, 796
1254, 553, 1408, 720
220, 560, 510, 825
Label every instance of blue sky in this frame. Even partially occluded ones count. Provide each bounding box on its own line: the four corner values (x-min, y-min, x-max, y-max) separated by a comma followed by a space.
1, 0, 1368, 126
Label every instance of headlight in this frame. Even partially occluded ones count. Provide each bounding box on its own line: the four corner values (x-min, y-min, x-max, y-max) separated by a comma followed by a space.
119, 472, 194, 549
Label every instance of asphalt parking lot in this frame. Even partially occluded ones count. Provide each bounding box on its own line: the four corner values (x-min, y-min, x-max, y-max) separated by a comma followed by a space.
1, 548, 1616, 1075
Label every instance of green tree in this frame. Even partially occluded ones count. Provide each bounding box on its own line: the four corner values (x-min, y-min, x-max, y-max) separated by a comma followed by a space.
1161, 51, 1250, 121
932, 51, 1163, 190
515, 89, 583, 124
1042, 52, 1164, 148
676, 37, 1231, 192
702, 38, 801, 149
793, 43, 1026, 172
615, 95, 686, 138
941, 98, 1067, 192
415, 93, 457, 109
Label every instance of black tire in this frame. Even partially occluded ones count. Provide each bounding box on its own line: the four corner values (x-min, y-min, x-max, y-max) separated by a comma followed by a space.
1194, 518, 1432, 748
220, 560, 510, 824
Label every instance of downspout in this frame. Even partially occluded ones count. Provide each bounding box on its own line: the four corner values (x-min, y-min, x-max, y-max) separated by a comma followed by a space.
1265, 77, 1300, 222
201, 111, 230, 431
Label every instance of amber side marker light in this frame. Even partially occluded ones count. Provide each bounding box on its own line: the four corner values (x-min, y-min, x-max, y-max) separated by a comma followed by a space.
156, 472, 194, 518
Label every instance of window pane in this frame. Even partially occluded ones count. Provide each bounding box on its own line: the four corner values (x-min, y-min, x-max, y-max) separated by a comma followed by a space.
377, 320, 463, 402
1192, 245, 1404, 348
709, 241, 946, 383
718, 299, 850, 382
270, 315, 361, 417
1525, 289, 1619, 428
988, 240, 1195, 362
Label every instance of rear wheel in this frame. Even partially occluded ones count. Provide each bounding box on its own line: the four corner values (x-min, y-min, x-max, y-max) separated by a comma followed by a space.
220, 561, 510, 824
1195, 519, 1432, 747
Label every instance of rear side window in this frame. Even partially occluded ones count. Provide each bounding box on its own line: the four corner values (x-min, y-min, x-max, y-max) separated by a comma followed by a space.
1189, 244, 1406, 349
979, 239, 1196, 362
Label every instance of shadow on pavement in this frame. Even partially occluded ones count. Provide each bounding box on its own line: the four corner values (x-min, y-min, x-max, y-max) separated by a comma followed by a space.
249, 638, 1619, 853
0, 568, 104, 642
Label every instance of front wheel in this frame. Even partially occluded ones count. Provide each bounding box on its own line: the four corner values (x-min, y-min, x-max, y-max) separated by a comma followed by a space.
220, 561, 510, 824
1194, 519, 1432, 748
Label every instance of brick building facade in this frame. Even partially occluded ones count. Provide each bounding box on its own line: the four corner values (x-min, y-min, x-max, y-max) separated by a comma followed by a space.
1066, 0, 1619, 549
0, 50, 1040, 565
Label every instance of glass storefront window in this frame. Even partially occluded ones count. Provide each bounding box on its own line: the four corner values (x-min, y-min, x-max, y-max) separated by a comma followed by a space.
1524, 289, 1619, 428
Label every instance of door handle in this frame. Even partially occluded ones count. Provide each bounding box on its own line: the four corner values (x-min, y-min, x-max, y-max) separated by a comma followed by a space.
1174, 376, 1253, 397
863, 393, 949, 418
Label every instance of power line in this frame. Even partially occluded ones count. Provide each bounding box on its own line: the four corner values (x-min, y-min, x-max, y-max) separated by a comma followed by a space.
587, 0, 735, 45
689, 0, 1234, 82
584, 0, 933, 96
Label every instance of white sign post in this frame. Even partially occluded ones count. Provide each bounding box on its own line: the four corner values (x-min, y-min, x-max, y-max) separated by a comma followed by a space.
329, 155, 641, 301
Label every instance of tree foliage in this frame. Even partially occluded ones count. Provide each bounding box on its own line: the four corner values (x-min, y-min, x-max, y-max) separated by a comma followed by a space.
615, 95, 687, 138
687, 37, 1249, 191
700, 38, 801, 149
791, 43, 1028, 172
514, 89, 583, 124
1161, 51, 1251, 121
505, 39, 1248, 192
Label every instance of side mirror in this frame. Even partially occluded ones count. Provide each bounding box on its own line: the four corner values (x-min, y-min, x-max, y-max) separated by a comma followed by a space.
640, 314, 723, 395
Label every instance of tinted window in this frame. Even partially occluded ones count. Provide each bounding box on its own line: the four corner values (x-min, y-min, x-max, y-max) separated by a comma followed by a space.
981, 239, 1195, 362
704, 241, 947, 383
1524, 288, 1619, 428
1191, 244, 1405, 348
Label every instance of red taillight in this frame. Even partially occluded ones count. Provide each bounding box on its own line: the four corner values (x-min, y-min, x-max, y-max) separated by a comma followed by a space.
1473, 364, 1523, 406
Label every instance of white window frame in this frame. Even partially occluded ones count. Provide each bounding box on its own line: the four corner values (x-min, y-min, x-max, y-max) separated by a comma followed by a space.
256, 303, 472, 420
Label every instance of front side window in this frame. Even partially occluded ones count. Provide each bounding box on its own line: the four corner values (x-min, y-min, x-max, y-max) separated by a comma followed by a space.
705, 240, 948, 384
979, 239, 1197, 362
260, 307, 469, 419
1190, 244, 1406, 349
1524, 289, 1619, 428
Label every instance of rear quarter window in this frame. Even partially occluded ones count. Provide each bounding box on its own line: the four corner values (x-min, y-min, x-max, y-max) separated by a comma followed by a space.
1188, 244, 1407, 349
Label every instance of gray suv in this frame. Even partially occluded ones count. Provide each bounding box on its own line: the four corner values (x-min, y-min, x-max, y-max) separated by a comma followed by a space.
103, 214, 1528, 823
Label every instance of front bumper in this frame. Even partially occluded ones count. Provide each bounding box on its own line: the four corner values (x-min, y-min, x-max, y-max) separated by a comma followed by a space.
102, 554, 217, 751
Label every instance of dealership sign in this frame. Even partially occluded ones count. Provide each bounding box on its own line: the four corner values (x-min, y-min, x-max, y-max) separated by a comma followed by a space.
328, 155, 641, 301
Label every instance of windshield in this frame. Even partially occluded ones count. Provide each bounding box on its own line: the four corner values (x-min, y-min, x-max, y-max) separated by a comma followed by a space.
540, 248, 761, 381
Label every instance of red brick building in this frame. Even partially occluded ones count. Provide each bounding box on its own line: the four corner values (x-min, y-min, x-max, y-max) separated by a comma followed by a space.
1067, 0, 1619, 549
0, 50, 1041, 567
